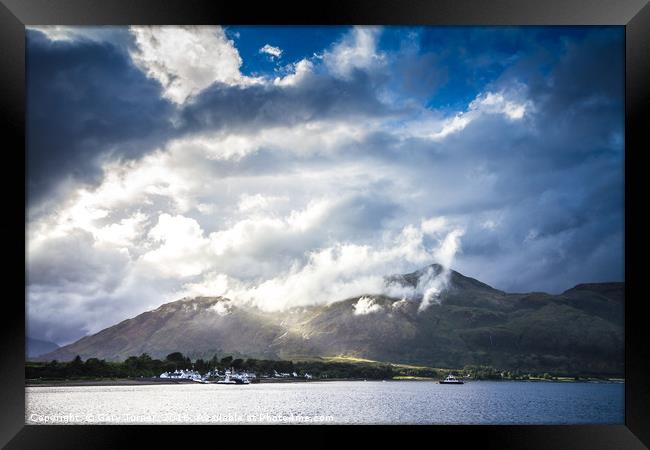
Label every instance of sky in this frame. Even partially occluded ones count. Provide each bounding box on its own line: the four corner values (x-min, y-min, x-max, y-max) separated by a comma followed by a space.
26, 26, 624, 345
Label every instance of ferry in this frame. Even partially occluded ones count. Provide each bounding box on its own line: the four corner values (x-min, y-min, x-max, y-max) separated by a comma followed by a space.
439, 374, 464, 384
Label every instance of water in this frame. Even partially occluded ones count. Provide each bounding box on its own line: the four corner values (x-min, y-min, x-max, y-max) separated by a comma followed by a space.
26, 381, 624, 425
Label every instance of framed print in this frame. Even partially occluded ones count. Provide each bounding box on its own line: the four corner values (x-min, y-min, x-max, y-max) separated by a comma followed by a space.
1, 0, 648, 448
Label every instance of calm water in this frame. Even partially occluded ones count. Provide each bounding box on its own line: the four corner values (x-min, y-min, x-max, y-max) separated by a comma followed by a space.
26, 381, 624, 425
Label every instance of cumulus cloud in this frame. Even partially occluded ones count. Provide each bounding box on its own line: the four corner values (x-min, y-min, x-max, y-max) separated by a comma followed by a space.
273, 59, 314, 87
259, 44, 282, 58
129, 26, 259, 104
142, 214, 212, 278
323, 26, 385, 79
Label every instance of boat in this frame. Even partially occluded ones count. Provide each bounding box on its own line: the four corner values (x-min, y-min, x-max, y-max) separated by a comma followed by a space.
216, 370, 250, 385
230, 374, 250, 385
439, 374, 464, 384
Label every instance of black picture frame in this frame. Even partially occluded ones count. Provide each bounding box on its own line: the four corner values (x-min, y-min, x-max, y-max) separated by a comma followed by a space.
1, 0, 648, 448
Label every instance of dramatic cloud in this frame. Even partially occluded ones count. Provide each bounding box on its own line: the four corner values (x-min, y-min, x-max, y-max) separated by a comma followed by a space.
26, 26, 624, 344
26, 28, 174, 210
179, 220, 464, 311
129, 26, 260, 104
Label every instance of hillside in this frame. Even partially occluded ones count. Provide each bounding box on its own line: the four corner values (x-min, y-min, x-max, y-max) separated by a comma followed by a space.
36, 265, 624, 375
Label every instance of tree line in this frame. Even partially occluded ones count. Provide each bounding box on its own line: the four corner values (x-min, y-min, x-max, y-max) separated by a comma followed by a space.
25, 352, 395, 380
26, 354, 596, 381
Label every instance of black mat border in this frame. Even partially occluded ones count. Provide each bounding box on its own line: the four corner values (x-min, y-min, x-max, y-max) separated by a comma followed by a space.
1, 0, 648, 448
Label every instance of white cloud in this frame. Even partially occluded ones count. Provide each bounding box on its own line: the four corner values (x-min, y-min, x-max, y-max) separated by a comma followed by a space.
129, 26, 260, 104
273, 59, 314, 87
167, 119, 370, 161
431, 113, 473, 139
421, 217, 448, 235
260, 44, 282, 58
381, 226, 465, 312
353, 296, 383, 315
428, 89, 533, 140
324, 27, 385, 79
180, 220, 463, 312
26, 150, 199, 253
209, 300, 232, 316
141, 214, 211, 278
93, 212, 148, 249
436, 228, 465, 268
470, 91, 531, 120
238, 194, 288, 213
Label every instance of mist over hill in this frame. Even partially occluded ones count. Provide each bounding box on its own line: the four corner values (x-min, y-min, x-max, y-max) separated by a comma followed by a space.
36, 265, 624, 375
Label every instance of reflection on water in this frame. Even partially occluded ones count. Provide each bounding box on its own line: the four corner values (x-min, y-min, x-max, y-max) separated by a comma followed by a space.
26, 380, 624, 425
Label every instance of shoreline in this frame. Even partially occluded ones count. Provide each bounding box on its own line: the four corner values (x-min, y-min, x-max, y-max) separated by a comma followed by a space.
25, 377, 364, 387
25, 377, 624, 387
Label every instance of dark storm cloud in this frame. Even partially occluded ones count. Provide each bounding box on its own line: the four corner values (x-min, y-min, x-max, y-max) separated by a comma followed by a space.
26, 28, 400, 213
342, 28, 623, 294
495, 28, 624, 167
26, 30, 175, 206
177, 70, 395, 135
531, 28, 624, 114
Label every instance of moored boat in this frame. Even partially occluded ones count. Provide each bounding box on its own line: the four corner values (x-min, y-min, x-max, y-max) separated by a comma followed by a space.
439, 374, 464, 384
217, 370, 250, 385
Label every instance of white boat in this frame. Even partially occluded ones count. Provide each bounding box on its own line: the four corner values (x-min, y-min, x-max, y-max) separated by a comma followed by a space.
217, 370, 250, 385
439, 374, 464, 384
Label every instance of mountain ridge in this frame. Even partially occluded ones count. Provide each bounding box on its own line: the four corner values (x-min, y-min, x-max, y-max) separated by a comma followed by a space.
36, 265, 624, 374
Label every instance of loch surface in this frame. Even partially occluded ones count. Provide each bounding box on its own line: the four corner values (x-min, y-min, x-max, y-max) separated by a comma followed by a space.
26, 380, 624, 425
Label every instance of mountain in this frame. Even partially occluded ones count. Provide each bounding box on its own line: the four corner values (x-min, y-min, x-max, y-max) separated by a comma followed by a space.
27, 337, 60, 359
37, 265, 624, 375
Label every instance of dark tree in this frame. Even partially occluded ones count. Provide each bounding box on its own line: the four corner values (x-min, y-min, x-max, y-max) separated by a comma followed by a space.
220, 356, 233, 368
166, 352, 185, 362
244, 358, 258, 371
194, 358, 208, 373
68, 355, 84, 376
